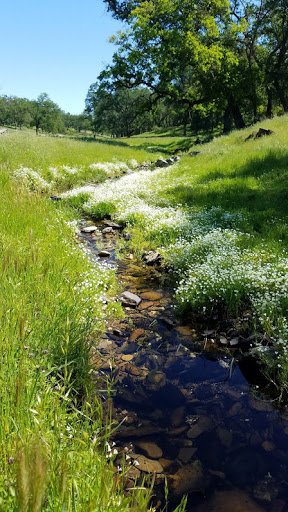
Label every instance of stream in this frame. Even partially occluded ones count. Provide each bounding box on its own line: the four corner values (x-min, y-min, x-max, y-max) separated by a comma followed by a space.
79, 219, 288, 512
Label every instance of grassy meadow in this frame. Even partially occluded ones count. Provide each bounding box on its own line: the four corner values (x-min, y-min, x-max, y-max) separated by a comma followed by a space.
1, 115, 288, 508
0, 130, 159, 193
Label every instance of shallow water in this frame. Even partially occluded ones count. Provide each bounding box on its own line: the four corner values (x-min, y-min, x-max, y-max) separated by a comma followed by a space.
80, 220, 288, 512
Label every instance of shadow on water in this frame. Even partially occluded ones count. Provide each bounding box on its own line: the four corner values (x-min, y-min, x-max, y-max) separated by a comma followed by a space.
79, 220, 288, 512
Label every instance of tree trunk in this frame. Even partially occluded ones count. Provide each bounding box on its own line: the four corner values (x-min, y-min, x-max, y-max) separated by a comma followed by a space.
266, 87, 273, 118
274, 80, 288, 112
223, 106, 232, 133
231, 104, 246, 129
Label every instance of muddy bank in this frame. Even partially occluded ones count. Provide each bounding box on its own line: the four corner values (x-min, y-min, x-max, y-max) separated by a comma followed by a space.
79, 220, 288, 512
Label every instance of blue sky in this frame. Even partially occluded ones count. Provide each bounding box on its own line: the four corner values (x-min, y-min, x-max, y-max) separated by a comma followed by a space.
1, 0, 123, 114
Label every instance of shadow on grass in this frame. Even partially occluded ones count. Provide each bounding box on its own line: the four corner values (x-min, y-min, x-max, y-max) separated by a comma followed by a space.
69, 134, 203, 155
164, 150, 288, 238
197, 150, 288, 184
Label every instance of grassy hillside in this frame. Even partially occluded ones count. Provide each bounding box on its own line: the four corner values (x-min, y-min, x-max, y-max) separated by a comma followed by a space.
0, 129, 158, 192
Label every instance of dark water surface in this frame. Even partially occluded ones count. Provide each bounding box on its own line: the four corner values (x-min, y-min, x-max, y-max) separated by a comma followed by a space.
80, 220, 288, 512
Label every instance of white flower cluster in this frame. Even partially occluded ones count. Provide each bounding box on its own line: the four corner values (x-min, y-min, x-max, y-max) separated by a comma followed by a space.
88, 160, 129, 176
14, 165, 51, 192
61, 162, 288, 352
48, 165, 80, 178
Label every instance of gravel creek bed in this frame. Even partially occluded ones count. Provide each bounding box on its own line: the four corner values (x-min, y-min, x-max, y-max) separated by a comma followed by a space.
79, 219, 288, 512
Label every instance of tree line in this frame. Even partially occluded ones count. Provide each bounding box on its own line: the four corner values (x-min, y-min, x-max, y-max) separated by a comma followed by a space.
0, 93, 91, 134
3, 1, 287, 138
85, 0, 288, 136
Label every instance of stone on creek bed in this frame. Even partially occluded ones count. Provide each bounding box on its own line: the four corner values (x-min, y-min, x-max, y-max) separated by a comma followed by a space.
178, 446, 198, 463
81, 225, 97, 233
102, 227, 114, 234
104, 221, 122, 230
134, 441, 163, 459
187, 416, 213, 438
195, 490, 265, 512
142, 251, 162, 266
120, 291, 142, 307
98, 250, 111, 258
169, 460, 204, 495
130, 453, 164, 473
150, 383, 186, 409
154, 158, 170, 168
138, 301, 154, 310
129, 328, 145, 342
140, 291, 163, 300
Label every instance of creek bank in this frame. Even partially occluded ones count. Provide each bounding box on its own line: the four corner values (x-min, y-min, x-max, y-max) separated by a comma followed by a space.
78, 219, 288, 512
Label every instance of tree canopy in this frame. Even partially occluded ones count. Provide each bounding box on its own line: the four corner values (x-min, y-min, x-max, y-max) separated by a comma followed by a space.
96, 0, 288, 133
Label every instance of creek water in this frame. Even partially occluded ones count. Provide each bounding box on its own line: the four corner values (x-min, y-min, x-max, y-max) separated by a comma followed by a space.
80, 220, 288, 512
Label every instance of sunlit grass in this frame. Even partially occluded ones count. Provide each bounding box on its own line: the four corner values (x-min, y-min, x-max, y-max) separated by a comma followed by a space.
0, 168, 161, 510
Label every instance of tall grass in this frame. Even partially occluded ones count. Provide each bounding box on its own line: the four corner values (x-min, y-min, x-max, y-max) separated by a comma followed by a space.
0, 130, 158, 193
0, 168, 158, 510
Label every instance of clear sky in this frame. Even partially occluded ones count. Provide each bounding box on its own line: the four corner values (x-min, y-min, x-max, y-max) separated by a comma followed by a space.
1, 0, 123, 114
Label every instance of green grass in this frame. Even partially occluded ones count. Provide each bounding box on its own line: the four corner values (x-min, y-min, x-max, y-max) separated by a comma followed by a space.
0, 129, 157, 193
0, 129, 153, 170
0, 168, 160, 511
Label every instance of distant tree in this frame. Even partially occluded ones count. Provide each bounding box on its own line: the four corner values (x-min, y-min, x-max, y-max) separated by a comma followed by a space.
62, 113, 92, 133
85, 82, 151, 137
30, 93, 62, 135
0, 96, 10, 126
8, 97, 31, 129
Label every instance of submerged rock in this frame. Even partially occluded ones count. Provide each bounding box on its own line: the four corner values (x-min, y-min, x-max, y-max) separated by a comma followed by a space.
170, 406, 185, 427
134, 441, 163, 459
140, 291, 163, 300
146, 370, 166, 387
187, 416, 213, 438
159, 316, 176, 329
150, 383, 186, 409
169, 460, 204, 494
130, 453, 164, 473
196, 490, 265, 512
176, 326, 194, 336
129, 328, 145, 341
178, 447, 198, 463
